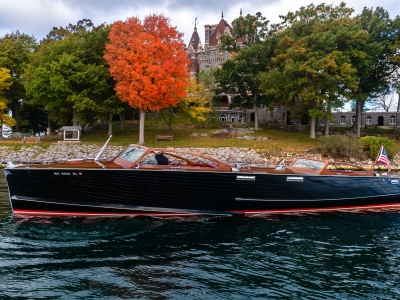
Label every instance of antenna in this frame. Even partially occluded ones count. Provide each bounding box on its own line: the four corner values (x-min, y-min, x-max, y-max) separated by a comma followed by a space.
193, 17, 199, 29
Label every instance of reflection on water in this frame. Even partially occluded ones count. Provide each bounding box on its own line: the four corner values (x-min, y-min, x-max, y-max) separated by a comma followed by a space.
1, 173, 400, 299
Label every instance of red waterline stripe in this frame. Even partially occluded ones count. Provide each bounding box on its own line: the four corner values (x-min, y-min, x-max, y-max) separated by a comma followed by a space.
230, 202, 400, 215
12, 203, 400, 217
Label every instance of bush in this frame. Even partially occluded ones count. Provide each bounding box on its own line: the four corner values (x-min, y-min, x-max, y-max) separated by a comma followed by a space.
360, 136, 395, 159
319, 135, 364, 159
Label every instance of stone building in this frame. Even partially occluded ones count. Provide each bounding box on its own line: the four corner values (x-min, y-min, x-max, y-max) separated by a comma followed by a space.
186, 15, 400, 129
186, 12, 250, 123
324, 111, 399, 128
265, 109, 400, 128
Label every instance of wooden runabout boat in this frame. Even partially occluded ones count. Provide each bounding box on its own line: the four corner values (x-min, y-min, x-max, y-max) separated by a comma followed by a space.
4, 137, 400, 217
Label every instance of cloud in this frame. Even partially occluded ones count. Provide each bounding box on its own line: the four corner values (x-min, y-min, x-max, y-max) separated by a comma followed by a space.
0, 0, 399, 44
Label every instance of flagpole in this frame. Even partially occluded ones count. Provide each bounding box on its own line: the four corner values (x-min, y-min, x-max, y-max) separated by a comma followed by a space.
372, 145, 383, 173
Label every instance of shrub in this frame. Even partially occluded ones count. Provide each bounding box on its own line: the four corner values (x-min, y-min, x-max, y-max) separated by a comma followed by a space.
360, 136, 395, 159
319, 135, 364, 159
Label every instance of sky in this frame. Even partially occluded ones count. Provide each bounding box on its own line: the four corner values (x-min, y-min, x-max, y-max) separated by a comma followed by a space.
0, 0, 399, 46
0, 0, 398, 112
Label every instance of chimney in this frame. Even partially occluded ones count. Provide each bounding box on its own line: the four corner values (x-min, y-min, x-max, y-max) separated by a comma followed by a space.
204, 24, 211, 49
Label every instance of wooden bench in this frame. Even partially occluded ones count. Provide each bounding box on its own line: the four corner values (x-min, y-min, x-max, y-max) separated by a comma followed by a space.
155, 135, 173, 142
382, 133, 397, 140
23, 136, 40, 143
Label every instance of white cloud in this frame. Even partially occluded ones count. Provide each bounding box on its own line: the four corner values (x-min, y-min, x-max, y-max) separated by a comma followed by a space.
0, 0, 398, 44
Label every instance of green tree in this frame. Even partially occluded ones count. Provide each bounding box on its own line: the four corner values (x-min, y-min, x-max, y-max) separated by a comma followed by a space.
351, 7, 400, 137
219, 12, 269, 52
261, 3, 360, 138
198, 67, 218, 103
216, 43, 273, 130
25, 20, 117, 133
19, 102, 49, 134
0, 31, 37, 131
216, 12, 271, 130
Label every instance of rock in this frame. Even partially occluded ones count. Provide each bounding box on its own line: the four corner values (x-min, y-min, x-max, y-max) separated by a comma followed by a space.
211, 132, 232, 139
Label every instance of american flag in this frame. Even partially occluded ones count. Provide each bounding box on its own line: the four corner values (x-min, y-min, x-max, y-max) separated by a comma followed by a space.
377, 146, 390, 172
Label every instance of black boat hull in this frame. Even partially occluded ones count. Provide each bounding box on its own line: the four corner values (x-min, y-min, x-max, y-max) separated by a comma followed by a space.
5, 168, 400, 216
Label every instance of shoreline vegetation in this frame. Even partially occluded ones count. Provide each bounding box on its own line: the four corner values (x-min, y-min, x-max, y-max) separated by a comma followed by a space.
0, 122, 398, 172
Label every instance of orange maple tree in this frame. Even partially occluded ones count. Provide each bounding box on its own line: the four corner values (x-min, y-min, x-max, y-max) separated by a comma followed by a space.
104, 14, 189, 144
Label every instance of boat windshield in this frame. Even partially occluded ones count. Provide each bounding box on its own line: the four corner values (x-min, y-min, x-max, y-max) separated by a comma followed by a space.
119, 147, 145, 163
292, 159, 325, 171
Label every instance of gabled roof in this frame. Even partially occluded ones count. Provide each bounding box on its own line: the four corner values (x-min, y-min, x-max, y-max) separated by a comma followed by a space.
209, 18, 232, 47
187, 29, 202, 53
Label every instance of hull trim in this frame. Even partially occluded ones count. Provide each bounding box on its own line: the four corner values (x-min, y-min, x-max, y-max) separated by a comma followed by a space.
236, 193, 400, 202
232, 202, 400, 215
12, 209, 207, 217
12, 196, 243, 216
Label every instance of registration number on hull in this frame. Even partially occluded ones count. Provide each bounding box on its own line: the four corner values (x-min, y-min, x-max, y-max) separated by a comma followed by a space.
237, 176, 256, 181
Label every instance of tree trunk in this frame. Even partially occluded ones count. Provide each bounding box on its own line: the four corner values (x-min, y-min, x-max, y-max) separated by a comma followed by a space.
356, 100, 361, 138
12, 99, 20, 132
325, 117, 330, 136
72, 109, 78, 126
139, 110, 146, 145
325, 104, 331, 136
283, 106, 287, 124
47, 118, 52, 136
269, 108, 274, 122
253, 101, 259, 131
72, 108, 78, 139
120, 112, 125, 130
108, 112, 113, 136
397, 91, 400, 112
397, 91, 400, 129
310, 117, 316, 139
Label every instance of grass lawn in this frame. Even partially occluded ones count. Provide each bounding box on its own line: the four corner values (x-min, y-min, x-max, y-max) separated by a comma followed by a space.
3, 121, 399, 159
79, 121, 320, 154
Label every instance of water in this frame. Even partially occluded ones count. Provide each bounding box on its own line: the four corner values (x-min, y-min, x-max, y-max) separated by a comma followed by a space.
1, 175, 400, 299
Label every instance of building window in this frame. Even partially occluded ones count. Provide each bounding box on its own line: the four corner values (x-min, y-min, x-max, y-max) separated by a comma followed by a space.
366, 116, 372, 125
219, 114, 227, 122
329, 120, 335, 125
231, 115, 237, 122
390, 115, 396, 125
351, 115, 356, 124
340, 116, 346, 124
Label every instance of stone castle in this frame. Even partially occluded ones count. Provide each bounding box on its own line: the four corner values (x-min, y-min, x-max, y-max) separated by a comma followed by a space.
185, 13, 399, 129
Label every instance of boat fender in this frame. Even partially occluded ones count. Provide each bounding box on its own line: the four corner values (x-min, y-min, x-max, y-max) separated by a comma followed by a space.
6, 161, 17, 168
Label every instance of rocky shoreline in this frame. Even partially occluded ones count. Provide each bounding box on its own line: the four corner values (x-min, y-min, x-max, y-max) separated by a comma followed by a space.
0, 143, 397, 171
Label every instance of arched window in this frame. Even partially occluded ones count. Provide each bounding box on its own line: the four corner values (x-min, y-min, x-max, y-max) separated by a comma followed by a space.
366, 116, 372, 125
219, 114, 227, 122
351, 115, 356, 124
340, 116, 346, 124
231, 115, 237, 122
390, 115, 396, 125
